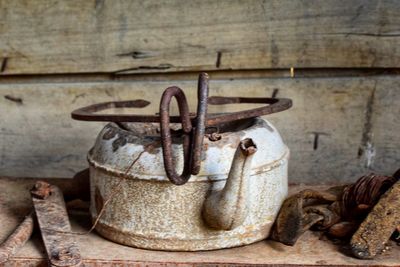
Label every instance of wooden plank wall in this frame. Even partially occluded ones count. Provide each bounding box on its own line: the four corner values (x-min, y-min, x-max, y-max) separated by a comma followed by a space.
0, 0, 399, 184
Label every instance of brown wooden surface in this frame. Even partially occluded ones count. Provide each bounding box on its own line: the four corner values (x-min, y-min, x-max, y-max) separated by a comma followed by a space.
0, 75, 398, 183
1, 0, 400, 75
0, 177, 399, 266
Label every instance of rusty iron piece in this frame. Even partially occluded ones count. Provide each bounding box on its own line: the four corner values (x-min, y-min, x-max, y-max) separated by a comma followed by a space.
70, 88, 292, 126
270, 189, 339, 246
341, 173, 398, 220
0, 172, 90, 265
0, 212, 34, 264
31, 180, 52, 199
191, 72, 209, 175
327, 221, 358, 239
159, 86, 193, 185
71, 73, 292, 185
159, 73, 209, 184
271, 170, 400, 259
71, 96, 292, 127
31, 182, 82, 267
351, 180, 400, 259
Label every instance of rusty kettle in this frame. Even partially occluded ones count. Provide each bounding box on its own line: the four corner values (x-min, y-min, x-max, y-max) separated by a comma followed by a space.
72, 73, 292, 251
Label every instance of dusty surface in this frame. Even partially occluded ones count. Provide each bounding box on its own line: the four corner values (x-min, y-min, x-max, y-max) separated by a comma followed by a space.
0, 178, 399, 266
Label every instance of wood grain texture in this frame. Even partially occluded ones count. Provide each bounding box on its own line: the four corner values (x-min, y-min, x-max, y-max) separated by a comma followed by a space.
0, 76, 398, 183
1, 0, 400, 74
0, 178, 399, 266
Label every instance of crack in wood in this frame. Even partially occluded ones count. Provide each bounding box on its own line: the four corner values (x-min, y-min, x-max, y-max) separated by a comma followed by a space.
1, 58, 8, 73
114, 64, 173, 75
271, 88, 279, 98
117, 51, 154, 59
4, 95, 23, 105
216, 51, 222, 68
320, 32, 400, 38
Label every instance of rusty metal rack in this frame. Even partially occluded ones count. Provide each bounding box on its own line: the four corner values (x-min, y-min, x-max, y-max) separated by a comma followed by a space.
71, 73, 292, 185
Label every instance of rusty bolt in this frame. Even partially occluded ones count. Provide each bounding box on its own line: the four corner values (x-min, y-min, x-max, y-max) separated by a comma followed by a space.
30, 181, 52, 200
51, 247, 78, 262
206, 132, 222, 141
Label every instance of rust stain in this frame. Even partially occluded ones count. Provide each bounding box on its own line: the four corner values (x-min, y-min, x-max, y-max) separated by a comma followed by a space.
95, 187, 104, 215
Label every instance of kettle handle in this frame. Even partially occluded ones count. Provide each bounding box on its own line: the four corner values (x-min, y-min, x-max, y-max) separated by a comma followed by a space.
159, 73, 209, 185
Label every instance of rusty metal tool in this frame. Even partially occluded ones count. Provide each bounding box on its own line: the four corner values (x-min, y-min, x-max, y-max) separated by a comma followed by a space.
71, 73, 292, 185
0, 212, 34, 264
31, 181, 82, 267
0, 170, 89, 264
351, 180, 400, 259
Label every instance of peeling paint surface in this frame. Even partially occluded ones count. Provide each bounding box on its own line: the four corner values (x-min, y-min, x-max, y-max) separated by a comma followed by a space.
89, 118, 289, 250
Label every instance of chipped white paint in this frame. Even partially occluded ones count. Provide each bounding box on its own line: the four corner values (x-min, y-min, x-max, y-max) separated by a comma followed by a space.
89, 118, 289, 251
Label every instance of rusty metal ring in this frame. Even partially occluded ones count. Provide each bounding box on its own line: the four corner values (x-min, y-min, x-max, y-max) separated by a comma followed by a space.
159, 86, 193, 185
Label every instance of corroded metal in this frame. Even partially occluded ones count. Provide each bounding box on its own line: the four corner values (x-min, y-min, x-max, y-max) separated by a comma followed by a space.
159, 73, 209, 184
351, 180, 400, 259
159, 86, 194, 185
71, 73, 292, 185
31, 182, 82, 267
72, 72, 292, 250
70, 95, 291, 126
88, 118, 289, 251
191, 72, 209, 175
0, 213, 34, 264
271, 172, 400, 253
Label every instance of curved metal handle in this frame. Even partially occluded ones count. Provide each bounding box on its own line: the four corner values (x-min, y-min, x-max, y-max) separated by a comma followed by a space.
159, 73, 209, 185
159, 86, 193, 185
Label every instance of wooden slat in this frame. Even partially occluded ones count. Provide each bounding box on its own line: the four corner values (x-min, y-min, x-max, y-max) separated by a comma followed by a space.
0, 76, 398, 183
1, 178, 399, 266
1, 0, 400, 74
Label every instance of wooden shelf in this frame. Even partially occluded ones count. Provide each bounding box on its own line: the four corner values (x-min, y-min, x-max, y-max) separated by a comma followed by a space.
0, 178, 398, 266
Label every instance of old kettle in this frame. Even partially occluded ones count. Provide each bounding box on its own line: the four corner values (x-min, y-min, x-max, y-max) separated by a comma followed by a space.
71, 73, 292, 251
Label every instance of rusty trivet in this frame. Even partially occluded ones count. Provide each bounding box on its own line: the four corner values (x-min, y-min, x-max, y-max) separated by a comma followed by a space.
71, 73, 292, 185
31, 181, 82, 267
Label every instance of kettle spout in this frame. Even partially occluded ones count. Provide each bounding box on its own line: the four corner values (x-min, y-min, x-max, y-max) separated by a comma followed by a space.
203, 138, 257, 230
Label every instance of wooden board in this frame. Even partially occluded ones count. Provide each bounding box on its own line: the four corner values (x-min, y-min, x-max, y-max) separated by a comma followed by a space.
0, 177, 399, 266
0, 75, 398, 183
1, 0, 400, 74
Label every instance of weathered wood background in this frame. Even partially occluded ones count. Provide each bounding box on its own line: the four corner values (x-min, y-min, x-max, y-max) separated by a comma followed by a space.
0, 0, 399, 183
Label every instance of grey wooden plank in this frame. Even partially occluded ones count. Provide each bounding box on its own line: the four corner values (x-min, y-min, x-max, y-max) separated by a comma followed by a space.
1, 0, 400, 74
0, 76, 397, 183
1, 178, 399, 266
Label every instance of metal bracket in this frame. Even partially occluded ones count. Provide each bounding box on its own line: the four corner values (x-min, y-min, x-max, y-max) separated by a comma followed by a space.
31, 181, 82, 267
